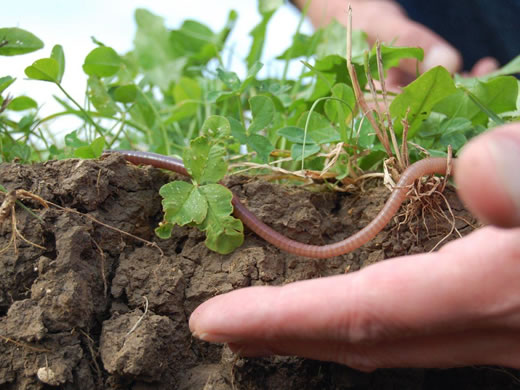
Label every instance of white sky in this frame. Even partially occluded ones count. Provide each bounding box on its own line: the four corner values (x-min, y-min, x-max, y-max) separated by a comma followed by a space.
1, 0, 313, 133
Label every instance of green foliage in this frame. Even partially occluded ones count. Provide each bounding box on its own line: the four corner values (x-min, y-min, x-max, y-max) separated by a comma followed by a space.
157, 116, 243, 254
368, 45, 424, 79
200, 115, 231, 139
247, 0, 283, 69
198, 185, 244, 254
113, 84, 138, 103
168, 76, 202, 122
390, 66, 457, 137
0, 27, 43, 56
7, 96, 37, 111
0, 76, 15, 93
88, 76, 119, 115
83, 46, 122, 77
25, 58, 60, 82
477, 55, 520, 81
0, 136, 32, 163
435, 76, 518, 125
51, 45, 65, 83
1, 1, 519, 253
249, 95, 275, 133
184, 136, 227, 184
73, 136, 106, 159
159, 181, 208, 226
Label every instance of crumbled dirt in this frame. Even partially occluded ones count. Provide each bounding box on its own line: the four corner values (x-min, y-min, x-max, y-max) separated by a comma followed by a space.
0, 154, 518, 389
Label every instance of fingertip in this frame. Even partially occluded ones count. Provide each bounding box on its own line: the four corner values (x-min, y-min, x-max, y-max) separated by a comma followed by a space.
188, 286, 282, 343
188, 305, 201, 334
455, 125, 520, 227
422, 44, 462, 73
374, 17, 462, 76
188, 293, 238, 342
339, 2, 463, 79
470, 57, 500, 77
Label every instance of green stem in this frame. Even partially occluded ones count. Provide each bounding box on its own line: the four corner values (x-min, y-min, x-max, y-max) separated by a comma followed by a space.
34, 110, 149, 135
460, 86, 505, 125
28, 139, 44, 161
300, 60, 333, 90
36, 128, 50, 150
107, 112, 127, 149
136, 86, 170, 155
301, 96, 354, 170
236, 93, 246, 130
290, 61, 308, 99
281, 0, 311, 84
186, 119, 197, 143
54, 82, 105, 137
173, 122, 185, 142
276, 136, 287, 169
0, 122, 16, 141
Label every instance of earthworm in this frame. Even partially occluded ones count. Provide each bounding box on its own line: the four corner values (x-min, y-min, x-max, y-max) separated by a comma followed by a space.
104, 150, 454, 259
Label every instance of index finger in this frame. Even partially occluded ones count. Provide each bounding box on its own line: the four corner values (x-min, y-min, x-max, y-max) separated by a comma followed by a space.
189, 227, 520, 346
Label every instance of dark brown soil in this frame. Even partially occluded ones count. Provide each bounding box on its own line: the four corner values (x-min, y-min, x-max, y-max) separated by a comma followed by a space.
0, 154, 518, 389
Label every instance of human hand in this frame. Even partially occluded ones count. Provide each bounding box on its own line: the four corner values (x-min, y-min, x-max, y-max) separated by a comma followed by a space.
189, 123, 520, 370
292, 0, 499, 86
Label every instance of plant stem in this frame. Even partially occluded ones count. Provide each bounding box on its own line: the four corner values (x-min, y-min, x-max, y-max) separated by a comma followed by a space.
376, 41, 403, 169
54, 82, 105, 138
186, 119, 197, 143
236, 93, 246, 130
345, 5, 393, 159
35, 110, 148, 135
136, 86, 171, 155
106, 112, 127, 149
36, 128, 50, 150
301, 96, 354, 170
282, 0, 311, 84
460, 86, 505, 125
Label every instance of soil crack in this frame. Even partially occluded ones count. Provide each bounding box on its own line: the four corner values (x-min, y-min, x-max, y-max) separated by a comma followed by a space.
1, 157, 506, 390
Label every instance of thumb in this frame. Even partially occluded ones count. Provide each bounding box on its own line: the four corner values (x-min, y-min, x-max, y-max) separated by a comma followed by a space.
349, 1, 461, 74
455, 124, 520, 228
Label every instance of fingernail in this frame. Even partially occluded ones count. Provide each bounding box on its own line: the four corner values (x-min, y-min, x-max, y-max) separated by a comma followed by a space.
191, 331, 211, 341
197, 332, 210, 341
488, 135, 520, 221
192, 331, 234, 343
422, 45, 461, 73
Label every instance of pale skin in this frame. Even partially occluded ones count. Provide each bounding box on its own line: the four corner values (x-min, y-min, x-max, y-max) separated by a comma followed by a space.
293, 0, 499, 85
189, 1, 520, 370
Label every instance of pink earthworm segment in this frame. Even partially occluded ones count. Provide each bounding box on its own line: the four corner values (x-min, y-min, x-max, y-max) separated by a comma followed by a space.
105, 150, 454, 259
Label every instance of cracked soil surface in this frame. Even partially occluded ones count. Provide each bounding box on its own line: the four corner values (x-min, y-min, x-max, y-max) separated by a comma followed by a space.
1, 154, 519, 389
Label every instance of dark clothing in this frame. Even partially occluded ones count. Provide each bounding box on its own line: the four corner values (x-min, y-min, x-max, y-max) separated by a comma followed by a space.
396, 0, 520, 70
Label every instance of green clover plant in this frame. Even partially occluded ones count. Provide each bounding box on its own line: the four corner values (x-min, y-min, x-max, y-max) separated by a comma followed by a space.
155, 115, 244, 254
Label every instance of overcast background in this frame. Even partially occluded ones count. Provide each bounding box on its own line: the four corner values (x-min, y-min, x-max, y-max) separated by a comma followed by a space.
1, 0, 313, 132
